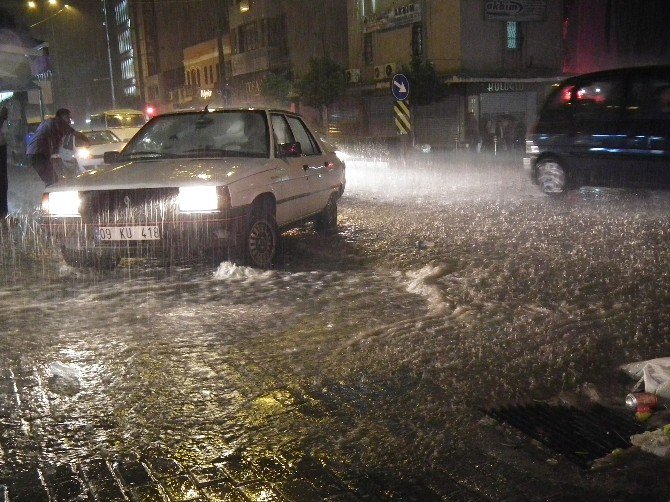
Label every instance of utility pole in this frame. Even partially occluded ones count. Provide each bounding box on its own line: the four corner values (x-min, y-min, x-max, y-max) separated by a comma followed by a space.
101, 0, 116, 108
213, 0, 229, 103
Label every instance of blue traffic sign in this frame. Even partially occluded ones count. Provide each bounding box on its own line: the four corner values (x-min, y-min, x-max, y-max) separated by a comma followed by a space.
391, 73, 410, 101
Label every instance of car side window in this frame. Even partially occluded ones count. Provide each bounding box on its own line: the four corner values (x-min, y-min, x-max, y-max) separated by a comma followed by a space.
270, 114, 294, 148
286, 116, 320, 156
572, 78, 624, 122
628, 75, 670, 120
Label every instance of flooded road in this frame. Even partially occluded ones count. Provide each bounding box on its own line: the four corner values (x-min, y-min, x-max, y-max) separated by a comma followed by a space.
2, 152, 670, 500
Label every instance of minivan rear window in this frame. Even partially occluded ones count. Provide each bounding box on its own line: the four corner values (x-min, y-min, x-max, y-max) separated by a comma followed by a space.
572, 79, 623, 122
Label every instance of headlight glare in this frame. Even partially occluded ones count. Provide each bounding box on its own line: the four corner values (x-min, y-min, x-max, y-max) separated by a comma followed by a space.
178, 186, 219, 212
76, 147, 91, 159
46, 191, 81, 216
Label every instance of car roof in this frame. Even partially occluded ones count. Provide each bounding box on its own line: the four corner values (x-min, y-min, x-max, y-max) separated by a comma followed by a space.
154, 107, 303, 119
560, 65, 670, 86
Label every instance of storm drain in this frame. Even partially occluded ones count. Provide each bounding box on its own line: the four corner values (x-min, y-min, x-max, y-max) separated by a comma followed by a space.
485, 403, 646, 469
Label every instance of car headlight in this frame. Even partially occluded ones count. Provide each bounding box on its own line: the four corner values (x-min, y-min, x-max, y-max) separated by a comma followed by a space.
76, 147, 91, 159
177, 186, 229, 212
43, 191, 81, 216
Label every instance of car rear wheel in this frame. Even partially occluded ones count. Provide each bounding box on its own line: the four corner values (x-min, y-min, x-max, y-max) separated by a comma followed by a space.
314, 193, 338, 234
537, 158, 568, 195
242, 204, 278, 269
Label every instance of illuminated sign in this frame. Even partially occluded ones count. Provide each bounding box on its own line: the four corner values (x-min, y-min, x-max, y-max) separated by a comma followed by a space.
363, 2, 421, 34
486, 82, 525, 92
485, 0, 546, 22
200, 89, 213, 99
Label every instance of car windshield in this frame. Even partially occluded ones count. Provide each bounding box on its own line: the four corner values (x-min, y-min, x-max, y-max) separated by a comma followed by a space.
122, 110, 270, 159
83, 130, 121, 145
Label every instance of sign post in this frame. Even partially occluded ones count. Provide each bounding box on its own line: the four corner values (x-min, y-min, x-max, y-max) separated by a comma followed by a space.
391, 73, 412, 155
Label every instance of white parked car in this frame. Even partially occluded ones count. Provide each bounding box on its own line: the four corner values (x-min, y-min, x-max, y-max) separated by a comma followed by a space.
41, 108, 346, 268
60, 130, 127, 174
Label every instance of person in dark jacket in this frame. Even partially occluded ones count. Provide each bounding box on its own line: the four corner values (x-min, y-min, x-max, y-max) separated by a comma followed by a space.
26, 108, 89, 186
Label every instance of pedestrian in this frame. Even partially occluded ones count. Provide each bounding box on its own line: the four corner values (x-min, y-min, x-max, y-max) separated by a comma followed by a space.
26, 108, 90, 186
0, 106, 8, 218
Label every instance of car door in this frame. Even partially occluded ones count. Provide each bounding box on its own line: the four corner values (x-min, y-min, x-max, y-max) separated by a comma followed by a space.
570, 75, 630, 186
270, 113, 311, 226
284, 115, 328, 215
625, 71, 670, 187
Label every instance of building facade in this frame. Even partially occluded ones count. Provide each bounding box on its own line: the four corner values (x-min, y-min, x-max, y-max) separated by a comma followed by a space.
344, 0, 564, 148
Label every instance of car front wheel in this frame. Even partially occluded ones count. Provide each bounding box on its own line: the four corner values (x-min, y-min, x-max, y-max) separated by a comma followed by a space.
243, 206, 278, 268
537, 158, 568, 195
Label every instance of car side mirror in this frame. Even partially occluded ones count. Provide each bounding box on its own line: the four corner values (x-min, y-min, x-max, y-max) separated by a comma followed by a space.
103, 151, 120, 164
278, 141, 302, 158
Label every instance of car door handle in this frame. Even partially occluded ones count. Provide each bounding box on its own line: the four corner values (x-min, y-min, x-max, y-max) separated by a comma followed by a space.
303, 164, 309, 171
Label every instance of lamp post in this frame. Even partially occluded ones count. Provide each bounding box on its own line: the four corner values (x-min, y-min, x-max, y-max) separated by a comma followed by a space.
26, 1, 71, 113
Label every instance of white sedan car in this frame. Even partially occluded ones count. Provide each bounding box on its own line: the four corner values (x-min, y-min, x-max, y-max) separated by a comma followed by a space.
41, 108, 346, 268
60, 130, 127, 173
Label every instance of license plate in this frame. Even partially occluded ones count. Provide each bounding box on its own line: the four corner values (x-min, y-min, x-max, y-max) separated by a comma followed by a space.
94, 226, 160, 241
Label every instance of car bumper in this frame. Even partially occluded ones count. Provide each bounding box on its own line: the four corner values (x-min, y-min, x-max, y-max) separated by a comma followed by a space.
41, 212, 245, 259
523, 155, 538, 183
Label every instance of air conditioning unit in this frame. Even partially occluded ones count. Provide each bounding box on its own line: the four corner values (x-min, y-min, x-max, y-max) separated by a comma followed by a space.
345, 68, 360, 84
373, 65, 386, 81
384, 62, 398, 78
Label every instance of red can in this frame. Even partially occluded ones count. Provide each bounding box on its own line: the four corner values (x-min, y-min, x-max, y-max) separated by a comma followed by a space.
625, 392, 659, 410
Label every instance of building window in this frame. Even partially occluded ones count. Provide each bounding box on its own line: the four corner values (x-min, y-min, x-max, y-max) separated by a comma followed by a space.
210, 65, 214, 83
364, 33, 373, 65
204, 66, 208, 84
197, 69, 201, 86
239, 22, 259, 53
412, 23, 423, 56
507, 21, 520, 50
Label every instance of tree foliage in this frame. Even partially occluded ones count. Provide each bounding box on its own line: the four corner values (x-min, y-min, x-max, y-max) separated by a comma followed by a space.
260, 70, 294, 106
401, 56, 446, 106
295, 57, 346, 108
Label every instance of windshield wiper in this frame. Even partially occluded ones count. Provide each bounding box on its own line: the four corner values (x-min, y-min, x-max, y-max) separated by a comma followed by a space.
124, 151, 174, 159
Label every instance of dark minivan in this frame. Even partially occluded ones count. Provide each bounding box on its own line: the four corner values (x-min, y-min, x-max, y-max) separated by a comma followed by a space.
524, 65, 670, 194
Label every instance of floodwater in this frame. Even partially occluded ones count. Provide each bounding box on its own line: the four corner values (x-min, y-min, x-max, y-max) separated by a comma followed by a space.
2, 150, 670, 498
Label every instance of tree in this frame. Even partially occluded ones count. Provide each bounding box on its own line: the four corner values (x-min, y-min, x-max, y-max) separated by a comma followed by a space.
401, 55, 446, 106
260, 70, 294, 108
295, 56, 346, 130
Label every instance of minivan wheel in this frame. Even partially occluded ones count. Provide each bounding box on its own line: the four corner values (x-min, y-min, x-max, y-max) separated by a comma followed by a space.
537, 158, 567, 195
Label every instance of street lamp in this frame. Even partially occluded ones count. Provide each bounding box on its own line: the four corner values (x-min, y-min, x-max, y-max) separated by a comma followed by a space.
28, 4, 69, 28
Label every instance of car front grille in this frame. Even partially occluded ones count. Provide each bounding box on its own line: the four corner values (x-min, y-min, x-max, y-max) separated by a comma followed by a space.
79, 188, 179, 225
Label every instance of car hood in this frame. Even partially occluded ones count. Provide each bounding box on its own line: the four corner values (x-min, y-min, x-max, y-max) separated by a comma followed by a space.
85, 142, 127, 155
46, 157, 272, 192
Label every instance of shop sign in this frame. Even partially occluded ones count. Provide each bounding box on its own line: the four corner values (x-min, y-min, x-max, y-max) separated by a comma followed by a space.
484, 0, 546, 22
486, 82, 525, 92
200, 89, 213, 99
363, 2, 421, 34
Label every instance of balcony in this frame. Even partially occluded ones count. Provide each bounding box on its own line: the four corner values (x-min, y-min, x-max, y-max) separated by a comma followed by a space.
230, 46, 288, 77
